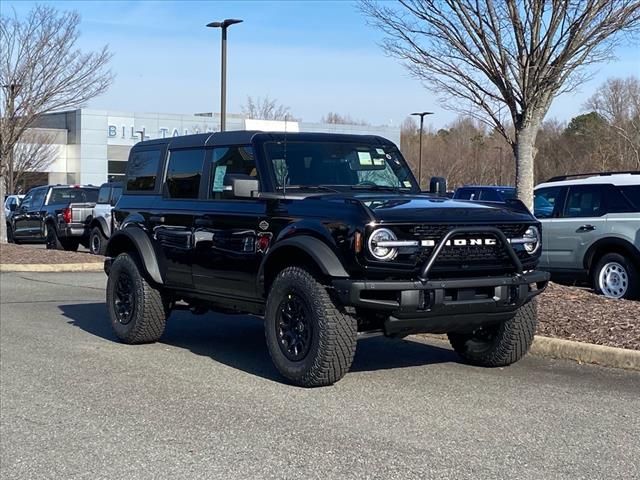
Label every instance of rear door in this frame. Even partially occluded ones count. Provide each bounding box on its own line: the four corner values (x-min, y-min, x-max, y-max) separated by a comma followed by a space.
94, 185, 112, 227
192, 145, 266, 299
153, 147, 207, 289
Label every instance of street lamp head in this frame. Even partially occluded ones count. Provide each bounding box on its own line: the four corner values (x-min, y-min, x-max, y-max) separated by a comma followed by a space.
411, 111, 434, 117
207, 19, 243, 28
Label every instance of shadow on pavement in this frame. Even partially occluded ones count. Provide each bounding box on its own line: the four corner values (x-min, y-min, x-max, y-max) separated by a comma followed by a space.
60, 302, 460, 384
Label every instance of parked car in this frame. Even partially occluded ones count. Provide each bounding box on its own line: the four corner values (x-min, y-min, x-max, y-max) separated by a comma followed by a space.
88, 182, 122, 255
534, 171, 640, 299
103, 131, 548, 387
7, 184, 99, 250
453, 185, 517, 202
4, 194, 24, 219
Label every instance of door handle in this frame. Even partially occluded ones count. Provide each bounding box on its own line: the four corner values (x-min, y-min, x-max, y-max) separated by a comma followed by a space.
577, 224, 596, 232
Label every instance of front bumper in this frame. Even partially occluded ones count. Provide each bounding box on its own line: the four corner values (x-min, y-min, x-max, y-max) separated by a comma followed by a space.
333, 270, 549, 335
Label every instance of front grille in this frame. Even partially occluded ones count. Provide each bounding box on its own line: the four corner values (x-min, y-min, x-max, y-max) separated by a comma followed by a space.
395, 223, 533, 273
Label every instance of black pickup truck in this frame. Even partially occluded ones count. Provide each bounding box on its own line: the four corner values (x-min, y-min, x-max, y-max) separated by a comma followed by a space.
7, 184, 98, 250
104, 131, 549, 387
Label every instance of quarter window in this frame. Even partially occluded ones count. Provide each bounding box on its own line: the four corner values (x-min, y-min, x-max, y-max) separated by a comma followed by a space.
126, 148, 163, 192
165, 148, 206, 199
564, 186, 604, 218
209, 146, 256, 200
620, 186, 640, 212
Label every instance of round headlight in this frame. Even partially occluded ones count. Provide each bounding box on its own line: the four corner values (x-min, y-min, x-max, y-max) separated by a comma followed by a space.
523, 226, 540, 254
368, 228, 398, 261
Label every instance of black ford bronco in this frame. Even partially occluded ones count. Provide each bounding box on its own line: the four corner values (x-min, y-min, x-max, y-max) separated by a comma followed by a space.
104, 131, 549, 387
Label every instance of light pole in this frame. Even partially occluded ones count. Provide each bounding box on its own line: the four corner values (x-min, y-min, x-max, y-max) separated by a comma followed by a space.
410, 111, 434, 189
207, 18, 243, 132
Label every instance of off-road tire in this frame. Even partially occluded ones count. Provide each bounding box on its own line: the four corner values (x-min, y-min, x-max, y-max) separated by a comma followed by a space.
265, 266, 357, 387
106, 252, 169, 344
448, 301, 537, 367
45, 223, 63, 250
593, 252, 640, 300
90, 226, 108, 256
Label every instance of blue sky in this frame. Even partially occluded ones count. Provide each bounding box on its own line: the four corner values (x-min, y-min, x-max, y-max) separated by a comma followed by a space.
3, 0, 639, 128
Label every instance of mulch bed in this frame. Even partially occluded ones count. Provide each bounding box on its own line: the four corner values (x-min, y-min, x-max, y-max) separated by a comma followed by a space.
0, 243, 102, 264
537, 282, 639, 351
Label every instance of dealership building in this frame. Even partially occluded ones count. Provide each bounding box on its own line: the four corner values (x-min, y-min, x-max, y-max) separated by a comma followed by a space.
26, 109, 401, 188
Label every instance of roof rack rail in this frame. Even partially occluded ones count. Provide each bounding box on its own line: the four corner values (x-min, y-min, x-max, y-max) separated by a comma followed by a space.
545, 171, 640, 182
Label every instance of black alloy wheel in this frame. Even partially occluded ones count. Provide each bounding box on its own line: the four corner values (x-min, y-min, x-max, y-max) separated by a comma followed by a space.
114, 270, 135, 325
277, 293, 313, 361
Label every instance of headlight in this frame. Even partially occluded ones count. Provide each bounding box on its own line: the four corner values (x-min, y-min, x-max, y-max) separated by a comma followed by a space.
368, 228, 398, 261
523, 226, 540, 254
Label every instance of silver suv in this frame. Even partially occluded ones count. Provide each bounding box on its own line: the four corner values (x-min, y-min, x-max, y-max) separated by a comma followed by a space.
534, 172, 640, 299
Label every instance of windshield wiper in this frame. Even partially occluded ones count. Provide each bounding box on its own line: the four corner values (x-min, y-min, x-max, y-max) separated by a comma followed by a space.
281, 185, 342, 193
350, 185, 410, 192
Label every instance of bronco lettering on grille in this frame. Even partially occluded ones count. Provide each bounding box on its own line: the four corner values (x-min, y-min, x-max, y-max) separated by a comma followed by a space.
420, 238, 497, 247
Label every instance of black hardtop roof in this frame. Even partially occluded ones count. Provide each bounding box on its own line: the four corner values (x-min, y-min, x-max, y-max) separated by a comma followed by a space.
133, 130, 396, 150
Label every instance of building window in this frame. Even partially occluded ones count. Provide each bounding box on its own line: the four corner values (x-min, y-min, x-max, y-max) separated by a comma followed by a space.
108, 160, 127, 175
126, 148, 163, 192
165, 148, 205, 199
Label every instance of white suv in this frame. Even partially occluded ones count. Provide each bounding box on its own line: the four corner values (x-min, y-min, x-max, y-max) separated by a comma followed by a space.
534, 172, 640, 299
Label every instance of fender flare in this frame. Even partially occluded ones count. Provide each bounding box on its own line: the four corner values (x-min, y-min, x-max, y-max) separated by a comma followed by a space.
106, 227, 164, 285
258, 236, 349, 293
584, 237, 640, 271
93, 216, 111, 238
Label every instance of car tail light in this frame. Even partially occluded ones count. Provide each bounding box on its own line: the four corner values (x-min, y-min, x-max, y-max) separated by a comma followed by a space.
62, 207, 72, 224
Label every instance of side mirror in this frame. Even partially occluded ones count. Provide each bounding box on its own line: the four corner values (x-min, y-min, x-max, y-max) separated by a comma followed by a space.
224, 174, 259, 198
9, 202, 17, 212
429, 176, 447, 195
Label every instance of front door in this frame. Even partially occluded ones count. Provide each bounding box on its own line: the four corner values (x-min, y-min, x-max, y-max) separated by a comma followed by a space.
534, 185, 566, 269
13, 188, 47, 239
192, 145, 267, 299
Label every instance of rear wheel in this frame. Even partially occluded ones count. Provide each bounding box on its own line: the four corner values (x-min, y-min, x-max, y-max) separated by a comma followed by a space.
45, 223, 63, 250
448, 301, 537, 367
106, 252, 169, 344
265, 266, 357, 387
90, 226, 107, 255
593, 253, 639, 300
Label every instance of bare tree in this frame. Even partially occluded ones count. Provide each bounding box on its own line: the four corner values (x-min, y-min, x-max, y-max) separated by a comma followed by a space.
361, 0, 640, 207
5, 129, 56, 194
241, 95, 292, 121
585, 76, 640, 168
322, 112, 370, 125
0, 5, 113, 242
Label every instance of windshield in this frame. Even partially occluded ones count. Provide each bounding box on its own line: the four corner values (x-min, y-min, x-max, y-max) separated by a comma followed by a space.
265, 141, 418, 192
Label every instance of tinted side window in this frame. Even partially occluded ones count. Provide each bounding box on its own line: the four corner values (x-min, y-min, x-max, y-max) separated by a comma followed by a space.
479, 189, 500, 201
126, 149, 163, 192
98, 186, 111, 204
620, 186, 640, 212
209, 146, 256, 200
30, 189, 47, 209
165, 148, 205, 199
19, 191, 34, 210
534, 187, 562, 218
564, 185, 604, 218
111, 186, 122, 204
605, 185, 634, 213
455, 188, 476, 200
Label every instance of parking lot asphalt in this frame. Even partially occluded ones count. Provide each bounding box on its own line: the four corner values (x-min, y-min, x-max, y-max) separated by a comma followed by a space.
1, 271, 639, 480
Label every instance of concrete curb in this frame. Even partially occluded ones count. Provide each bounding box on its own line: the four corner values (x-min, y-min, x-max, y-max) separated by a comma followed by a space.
417, 333, 640, 371
0, 263, 104, 273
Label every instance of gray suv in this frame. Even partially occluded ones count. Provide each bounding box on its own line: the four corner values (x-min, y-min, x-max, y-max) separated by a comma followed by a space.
534, 172, 640, 299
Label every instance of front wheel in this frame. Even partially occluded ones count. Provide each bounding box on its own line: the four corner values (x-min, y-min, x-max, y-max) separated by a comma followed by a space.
593, 253, 639, 300
448, 301, 537, 367
265, 266, 357, 387
106, 253, 170, 344
45, 224, 63, 250
6, 223, 15, 243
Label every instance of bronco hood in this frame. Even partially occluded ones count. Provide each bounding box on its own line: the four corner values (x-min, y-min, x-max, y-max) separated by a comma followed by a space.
352, 194, 535, 224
